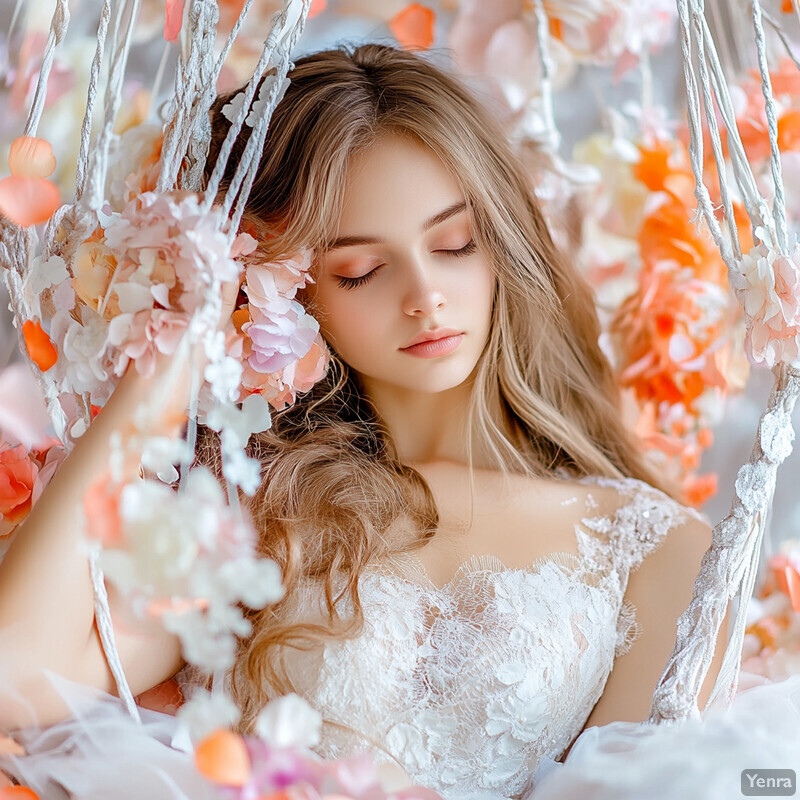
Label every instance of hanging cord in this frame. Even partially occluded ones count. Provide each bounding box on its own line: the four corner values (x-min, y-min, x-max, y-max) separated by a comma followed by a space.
74, 0, 112, 203
88, 546, 142, 722
752, 0, 789, 254
83, 0, 142, 212
530, 0, 560, 153
22, 0, 70, 138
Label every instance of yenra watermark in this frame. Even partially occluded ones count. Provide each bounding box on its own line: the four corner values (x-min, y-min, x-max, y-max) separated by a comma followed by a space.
741, 769, 796, 796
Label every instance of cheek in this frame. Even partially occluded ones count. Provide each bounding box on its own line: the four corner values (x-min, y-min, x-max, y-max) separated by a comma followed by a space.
312, 289, 383, 355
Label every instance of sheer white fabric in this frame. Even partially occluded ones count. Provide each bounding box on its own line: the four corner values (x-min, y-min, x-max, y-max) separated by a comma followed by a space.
278, 476, 705, 800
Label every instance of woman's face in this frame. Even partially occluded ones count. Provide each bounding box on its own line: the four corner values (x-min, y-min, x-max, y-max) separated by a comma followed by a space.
303, 133, 495, 397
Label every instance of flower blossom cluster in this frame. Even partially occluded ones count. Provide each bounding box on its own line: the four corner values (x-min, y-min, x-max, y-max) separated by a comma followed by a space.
172, 690, 443, 800
233, 243, 329, 411
86, 464, 285, 673
733, 229, 800, 370
740, 538, 800, 690
575, 120, 749, 507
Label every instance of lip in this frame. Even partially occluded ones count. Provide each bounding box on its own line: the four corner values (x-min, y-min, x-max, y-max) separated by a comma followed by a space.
400, 333, 464, 358
401, 327, 463, 349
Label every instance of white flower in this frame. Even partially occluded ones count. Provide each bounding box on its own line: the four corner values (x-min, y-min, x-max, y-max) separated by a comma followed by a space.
206, 393, 272, 446
176, 688, 241, 745
220, 446, 262, 495
255, 693, 322, 748
54, 306, 111, 394
139, 434, 192, 483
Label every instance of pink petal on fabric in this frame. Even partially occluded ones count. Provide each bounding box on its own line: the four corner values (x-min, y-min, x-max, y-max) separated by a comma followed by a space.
8, 136, 56, 178
0, 176, 60, 227
164, 0, 185, 41
0, 365, 52, 449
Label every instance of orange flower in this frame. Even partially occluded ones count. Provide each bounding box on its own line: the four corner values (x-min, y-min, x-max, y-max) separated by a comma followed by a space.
0, 787, 40, 799
389, 3, 435, 50
195, 729, 251, 787
83, 475, 124, 546
0, 444, 39, 536
22, 320, 58, 371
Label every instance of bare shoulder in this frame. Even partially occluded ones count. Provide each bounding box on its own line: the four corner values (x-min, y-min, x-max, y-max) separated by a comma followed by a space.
583, 509, 731, 727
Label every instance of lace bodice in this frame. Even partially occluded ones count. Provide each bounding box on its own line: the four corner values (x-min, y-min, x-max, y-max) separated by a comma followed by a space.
277, 476, 704, 800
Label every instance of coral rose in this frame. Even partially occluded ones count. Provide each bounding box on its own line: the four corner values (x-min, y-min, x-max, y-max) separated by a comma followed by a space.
0, 445, 39, 536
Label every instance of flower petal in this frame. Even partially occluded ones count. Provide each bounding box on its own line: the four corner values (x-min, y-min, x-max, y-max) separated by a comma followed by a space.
22, 320, 58, 371
8, 136, 56, 178
194, 729, 251, 787
0, 176, 60, 227
390, 3, 436, 50
164, 0, 185, 41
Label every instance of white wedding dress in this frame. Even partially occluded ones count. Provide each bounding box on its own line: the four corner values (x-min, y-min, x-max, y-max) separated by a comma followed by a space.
3, 475, 800, 800
275, 474, 706, 799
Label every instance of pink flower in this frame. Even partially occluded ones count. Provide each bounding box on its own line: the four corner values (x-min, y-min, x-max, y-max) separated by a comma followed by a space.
109, 308, 189, 377
735, 235, 800, 368
0, 444, 39, 537
244, 298, 319, 374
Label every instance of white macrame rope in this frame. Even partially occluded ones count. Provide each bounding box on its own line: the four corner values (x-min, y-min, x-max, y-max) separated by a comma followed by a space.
84, 0, 142, 211
761, 9, 800, 75
157, 0, 216, 192
530, 0, 560, 152
22, 0, 70, 138
691, 0, 742, 261
228, 4, 311, 235
752, 0, 790, 254
201, 6, 290, 212
75, 0, 112, 202
88, 546, 142, 722
700, 16, 770, 235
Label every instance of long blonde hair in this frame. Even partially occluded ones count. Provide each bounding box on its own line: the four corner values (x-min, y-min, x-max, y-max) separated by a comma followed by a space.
199, 42, 675, 735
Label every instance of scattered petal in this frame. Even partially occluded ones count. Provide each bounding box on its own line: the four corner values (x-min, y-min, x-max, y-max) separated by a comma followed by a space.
0, 176, 60, 227
8, 136, 56, 178
390, 3, 436, 50
22, 320, 58, 371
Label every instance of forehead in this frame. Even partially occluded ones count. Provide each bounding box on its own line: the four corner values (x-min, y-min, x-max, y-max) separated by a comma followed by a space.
335, 133, 464, 235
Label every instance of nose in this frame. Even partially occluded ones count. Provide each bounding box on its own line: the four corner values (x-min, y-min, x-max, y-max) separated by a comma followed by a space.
400, 257, 446, 317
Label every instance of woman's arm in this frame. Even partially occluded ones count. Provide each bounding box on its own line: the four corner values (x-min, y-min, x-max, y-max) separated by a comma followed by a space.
0, 354, 198, 731
582, 515, 731, 728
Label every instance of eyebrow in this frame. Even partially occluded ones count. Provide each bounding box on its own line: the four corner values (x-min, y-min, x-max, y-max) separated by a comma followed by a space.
325, 200, 467, 251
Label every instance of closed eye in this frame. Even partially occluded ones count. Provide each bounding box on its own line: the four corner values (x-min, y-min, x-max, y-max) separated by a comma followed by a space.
335, 240, 478, 290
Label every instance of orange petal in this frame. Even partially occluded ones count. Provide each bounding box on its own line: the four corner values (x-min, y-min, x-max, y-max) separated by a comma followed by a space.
783, 0, 793, 11
0, 788, 40, 799
0, 176, 60, 227
164, 0, 185, 41
83, 475, 124, 546
786, 565, 800, 613
195, 729, 251, 787
22, 320, 58, 371
778, 109, 800, 151
389, 3, 435, 50
308, 0, 327, 18
8, 137, 56, 179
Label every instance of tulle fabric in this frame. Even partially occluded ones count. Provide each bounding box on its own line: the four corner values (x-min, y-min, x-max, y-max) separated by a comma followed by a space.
524, 674, 800, 799
0, 673, 218, 800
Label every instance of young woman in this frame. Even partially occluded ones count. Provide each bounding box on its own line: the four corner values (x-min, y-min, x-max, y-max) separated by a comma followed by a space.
0, 42, 728, 799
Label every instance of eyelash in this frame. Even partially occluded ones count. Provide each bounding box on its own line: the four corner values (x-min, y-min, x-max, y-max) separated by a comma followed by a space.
335, 240, 478, 290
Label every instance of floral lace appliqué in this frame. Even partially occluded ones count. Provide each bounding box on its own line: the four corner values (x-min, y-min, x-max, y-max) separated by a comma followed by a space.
275, 475, 699, 800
